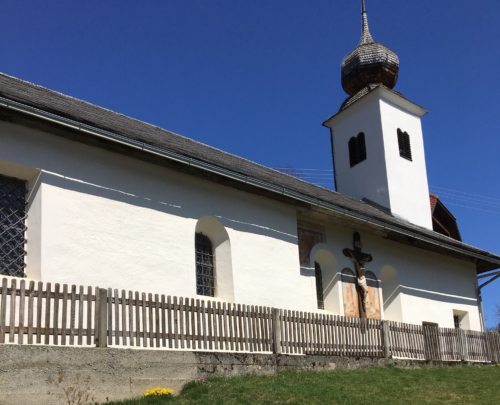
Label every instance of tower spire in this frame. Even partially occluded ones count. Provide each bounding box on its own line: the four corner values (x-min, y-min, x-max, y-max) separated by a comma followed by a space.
360, 0, 374, 45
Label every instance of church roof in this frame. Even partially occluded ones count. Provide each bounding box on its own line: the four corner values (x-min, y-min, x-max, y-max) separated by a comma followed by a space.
0, 72, 498, 273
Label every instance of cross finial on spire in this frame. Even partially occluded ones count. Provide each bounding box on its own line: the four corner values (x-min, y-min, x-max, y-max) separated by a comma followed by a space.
360, 0, 374, 45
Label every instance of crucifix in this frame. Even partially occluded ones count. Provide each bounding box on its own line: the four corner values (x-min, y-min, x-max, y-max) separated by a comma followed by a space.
343, 232, 373, 318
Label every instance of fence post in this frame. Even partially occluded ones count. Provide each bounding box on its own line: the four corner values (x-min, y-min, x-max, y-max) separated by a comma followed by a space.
381, 320, 390, 358
96, 288, 108, 348
272, 308, 282, 354
458, 328, 466, 361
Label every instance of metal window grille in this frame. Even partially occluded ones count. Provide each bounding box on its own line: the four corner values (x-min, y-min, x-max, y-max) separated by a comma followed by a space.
0, 174, 27, 277
195, 233, 215, 297
314, 262, 324, 310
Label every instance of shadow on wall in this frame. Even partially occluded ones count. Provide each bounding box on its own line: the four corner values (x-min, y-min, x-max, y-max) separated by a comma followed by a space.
195, 216, 234, 302
380, 266, 399, 309
40, 162, 296, 244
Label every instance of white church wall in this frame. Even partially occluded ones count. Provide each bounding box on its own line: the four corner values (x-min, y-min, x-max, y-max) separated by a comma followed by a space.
0, 120, 483, 330
379, 98, 433, 229
314, 222, 481, 330
0, 121, 316, 312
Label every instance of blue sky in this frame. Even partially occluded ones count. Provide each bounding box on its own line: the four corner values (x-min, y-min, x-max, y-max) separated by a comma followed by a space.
1, 0, 498, 327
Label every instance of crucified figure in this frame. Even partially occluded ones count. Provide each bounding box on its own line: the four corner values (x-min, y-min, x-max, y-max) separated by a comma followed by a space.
343, 232, 373, 317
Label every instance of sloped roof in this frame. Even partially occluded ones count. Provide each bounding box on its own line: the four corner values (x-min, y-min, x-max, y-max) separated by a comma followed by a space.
0, 72, 498, 273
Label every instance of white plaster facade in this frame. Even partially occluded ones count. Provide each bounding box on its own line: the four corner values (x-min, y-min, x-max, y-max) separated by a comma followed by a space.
0, 117, 484, 330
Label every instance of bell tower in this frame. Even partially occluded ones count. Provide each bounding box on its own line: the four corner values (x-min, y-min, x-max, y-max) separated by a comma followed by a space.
323, 0, 433, 229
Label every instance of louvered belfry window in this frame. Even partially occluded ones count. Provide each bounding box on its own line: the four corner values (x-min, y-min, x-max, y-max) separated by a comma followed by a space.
0, 174, 27, 277
397, 129, 412, 161
349, 132, 367, 167
195, 233, 215, 296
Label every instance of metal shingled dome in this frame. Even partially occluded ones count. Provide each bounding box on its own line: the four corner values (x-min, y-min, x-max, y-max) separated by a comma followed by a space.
341, 1, 399, 97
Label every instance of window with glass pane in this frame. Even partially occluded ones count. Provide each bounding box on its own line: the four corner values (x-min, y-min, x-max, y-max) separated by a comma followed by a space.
195, 233, 215, 296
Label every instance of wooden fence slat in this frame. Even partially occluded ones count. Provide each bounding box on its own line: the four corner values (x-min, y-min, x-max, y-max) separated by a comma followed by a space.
135, 291, 140, 347
185, 297, 191, 350
222, 302, 229, 351
27, 280, 35, 345
141, 292, 147, 348
147, 293, 153, 347
179, 297, 185, 349
160, 295, 166, 348
195, 299, 201, 350
77, 286, 84, 345
173, 296, 179, 349
18, 280, 26, 345
152, 294, 159, 348
216, 301, 222, 351
121, 290, 127, 346
148, 293, 154, 347
128, 290, 134, 347
227, 302, 234, 351
35, 282, 43, 344
190, 298, 196, 349
52, 283, 60, 345
43, 282, 51, 345
60, 284, 68, 346
87, 286, 93, 345
0, 278, 7, 344
167, 296, 173, 349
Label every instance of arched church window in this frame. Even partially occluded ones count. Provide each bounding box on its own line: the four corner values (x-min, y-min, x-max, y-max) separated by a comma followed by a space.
348, 132, 367, 167
314, 262, 324, 310
195, 233, 215, 297
397, 129, 412, 161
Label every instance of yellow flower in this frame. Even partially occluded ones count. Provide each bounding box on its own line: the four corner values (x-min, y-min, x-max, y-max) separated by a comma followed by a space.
143, 387, 175, 397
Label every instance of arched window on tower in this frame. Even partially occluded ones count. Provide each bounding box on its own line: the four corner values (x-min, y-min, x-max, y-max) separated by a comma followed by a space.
348, 132, 367, 167
397, 129, 412, 161
195, 233, 215, 297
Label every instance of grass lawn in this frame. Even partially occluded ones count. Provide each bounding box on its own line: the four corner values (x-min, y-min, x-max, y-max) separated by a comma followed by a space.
104, 365, 500, 405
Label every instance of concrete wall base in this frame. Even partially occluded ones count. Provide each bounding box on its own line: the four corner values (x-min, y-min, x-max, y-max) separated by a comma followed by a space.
0, 345, 486, 404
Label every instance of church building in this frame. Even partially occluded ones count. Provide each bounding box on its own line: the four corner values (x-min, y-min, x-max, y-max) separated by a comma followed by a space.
0, 2, 498, 332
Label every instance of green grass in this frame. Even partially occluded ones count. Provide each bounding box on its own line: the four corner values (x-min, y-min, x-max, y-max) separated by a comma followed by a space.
104, 365, 500, 405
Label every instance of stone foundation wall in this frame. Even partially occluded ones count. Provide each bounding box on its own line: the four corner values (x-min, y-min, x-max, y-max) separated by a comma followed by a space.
0, 345, 480, 405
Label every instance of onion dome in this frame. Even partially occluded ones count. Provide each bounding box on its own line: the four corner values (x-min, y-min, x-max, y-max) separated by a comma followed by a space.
341, 0, 399, 96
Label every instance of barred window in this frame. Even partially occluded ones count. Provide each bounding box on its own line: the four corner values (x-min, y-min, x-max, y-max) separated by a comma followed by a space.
397, 129, 412, 161
314, 262, 324, 310
349, 132, 367, 167
195, 233, 215, 297
0, 174, 27, 277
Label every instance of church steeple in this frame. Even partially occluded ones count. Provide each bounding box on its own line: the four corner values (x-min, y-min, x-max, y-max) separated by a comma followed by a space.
324, 2, 432, 230
341, 0, 399, 99
360, 0, 374, 44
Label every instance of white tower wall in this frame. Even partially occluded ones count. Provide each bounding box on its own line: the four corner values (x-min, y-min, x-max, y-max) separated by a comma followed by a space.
325, 87, 433, 229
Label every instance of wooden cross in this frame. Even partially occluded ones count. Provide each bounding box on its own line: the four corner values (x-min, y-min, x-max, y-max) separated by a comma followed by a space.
343, 232, 373, 318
